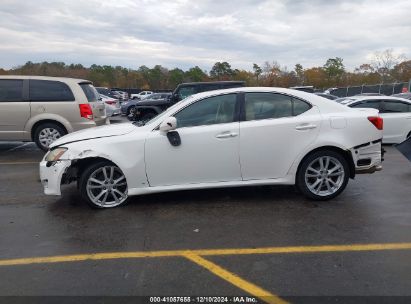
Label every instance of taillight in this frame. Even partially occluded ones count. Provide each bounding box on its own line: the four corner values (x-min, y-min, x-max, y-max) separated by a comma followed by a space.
79, 104, 93, 120
368, 116, 383, 130
105, 100, 117, 105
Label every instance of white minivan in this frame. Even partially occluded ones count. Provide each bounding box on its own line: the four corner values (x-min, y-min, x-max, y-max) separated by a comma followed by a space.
0, 76, 107, 150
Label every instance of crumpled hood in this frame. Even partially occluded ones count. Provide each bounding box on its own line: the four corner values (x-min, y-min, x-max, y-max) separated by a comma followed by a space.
50, 123, 136, 148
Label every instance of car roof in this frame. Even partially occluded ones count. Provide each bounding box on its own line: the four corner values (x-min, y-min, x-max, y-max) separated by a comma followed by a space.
343, 95, 411, 105
181, 86, 352, 113
0, 75, 91, 84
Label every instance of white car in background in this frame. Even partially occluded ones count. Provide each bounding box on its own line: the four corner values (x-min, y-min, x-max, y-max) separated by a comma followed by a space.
40, 87, 383, 208
341, 96, 411, 143
99, 94, 121, 117
130, 91, 153, 100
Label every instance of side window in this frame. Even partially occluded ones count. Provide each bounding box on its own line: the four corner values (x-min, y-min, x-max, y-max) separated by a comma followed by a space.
30, 80, 75, 101
244, 93, 292, 121
177, 86, 197, 100
174, 94, 237, 128
382, 100, 410, 113
0, 79, 23, 102
199, 84, 220, 92
350, 100, 381, 110
293, 98, 312, 116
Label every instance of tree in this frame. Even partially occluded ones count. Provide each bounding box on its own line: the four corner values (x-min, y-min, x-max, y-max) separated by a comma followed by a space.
295, 64, 304, 85
323, 57, 345, 86
210, 62, 233, 80
371, 49, 406, 82
185, 66, 208, 82
252, 63, 262, 84
168, 68, 185, 88
392, 60, 411, 82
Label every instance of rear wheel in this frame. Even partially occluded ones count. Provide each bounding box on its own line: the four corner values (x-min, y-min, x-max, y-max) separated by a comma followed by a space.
34, 122, 66, 151
79, 161, 128, 208
297, 150, 349, 200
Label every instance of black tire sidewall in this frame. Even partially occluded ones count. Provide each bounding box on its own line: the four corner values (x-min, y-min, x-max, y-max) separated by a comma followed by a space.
79, 160, 128, 209
297, 150, 349, 201
34, 123, 66, 151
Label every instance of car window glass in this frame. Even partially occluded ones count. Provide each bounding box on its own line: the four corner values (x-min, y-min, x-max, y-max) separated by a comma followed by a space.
0, 79, 23, 102
199, 84, 220, 92
178, 86, 197, 100
174, 94, 237, 128
383, 100, 410, 113
293, 98, 312, 116
245, 93, 292, 121
351, 100, 381, 110
80, 83, 99, 102
30, 80, 75, 101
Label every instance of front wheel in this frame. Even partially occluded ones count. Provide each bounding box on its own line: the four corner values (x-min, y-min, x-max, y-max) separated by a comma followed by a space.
79, 161, 128, 208
297, 150, 349, 200
34, 123, 67, 151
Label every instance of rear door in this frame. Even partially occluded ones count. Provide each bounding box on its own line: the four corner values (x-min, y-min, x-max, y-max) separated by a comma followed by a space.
239, 92, 321, 180
0, 79, 30, 140
380, 100, 411, 142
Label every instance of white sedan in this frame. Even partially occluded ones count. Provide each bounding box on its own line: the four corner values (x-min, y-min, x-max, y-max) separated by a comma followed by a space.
341, 96, 411, 143
40, 87, 383, 208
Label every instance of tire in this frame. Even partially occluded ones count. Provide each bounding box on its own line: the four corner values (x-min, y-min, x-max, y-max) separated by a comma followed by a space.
34, 122, 67, 151
126, 106, 133, 116
296, 150, 349, 201
79, 161, 128, 209
141, 112, 156, 123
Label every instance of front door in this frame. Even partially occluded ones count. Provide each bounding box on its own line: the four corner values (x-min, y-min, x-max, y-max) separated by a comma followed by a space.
145, 93, 241, 187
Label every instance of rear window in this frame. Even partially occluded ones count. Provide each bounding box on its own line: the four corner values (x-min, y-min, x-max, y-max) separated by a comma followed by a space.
29, 80, 74, 101
80, 83, 99, 103
383, 100, 411, 113
0, 79, 23, 102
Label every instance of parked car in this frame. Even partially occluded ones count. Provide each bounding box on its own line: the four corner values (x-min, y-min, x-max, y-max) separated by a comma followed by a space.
129, 81, 245, 122
121, 93, 172, 116
95, 87, 122, 100
0, 76, 107, 150
111, 89, 128, 101
99, 94, 121, 117
314, 92, 339, 100
130, 91, 153, 100
342, 96, 411, 143
392, 92, 411, 100
40, 87, 383, 208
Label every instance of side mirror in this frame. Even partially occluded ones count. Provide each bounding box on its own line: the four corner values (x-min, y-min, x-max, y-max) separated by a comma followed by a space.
159, 117, 177, 132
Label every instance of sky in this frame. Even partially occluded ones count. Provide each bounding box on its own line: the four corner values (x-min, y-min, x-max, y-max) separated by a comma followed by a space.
0, 0, 410, 72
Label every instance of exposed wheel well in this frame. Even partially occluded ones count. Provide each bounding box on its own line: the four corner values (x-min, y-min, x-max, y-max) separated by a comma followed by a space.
62, 157, 118, 186
296, 146, 355, 181
31, 120, 68, 141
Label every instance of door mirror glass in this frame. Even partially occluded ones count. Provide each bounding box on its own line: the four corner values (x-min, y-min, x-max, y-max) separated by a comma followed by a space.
159, 116, 177, 132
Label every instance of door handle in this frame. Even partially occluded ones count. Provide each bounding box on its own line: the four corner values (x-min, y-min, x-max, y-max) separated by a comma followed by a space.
295, 124, 317, 130
216, 132, 238, 139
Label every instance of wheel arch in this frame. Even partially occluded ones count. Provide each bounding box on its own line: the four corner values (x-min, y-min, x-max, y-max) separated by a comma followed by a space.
31, 119, 68, 141
295, 146, 355, 182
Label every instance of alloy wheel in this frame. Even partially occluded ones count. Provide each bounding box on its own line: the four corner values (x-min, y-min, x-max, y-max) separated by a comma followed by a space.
38, 128, 61, 148
304, 156, 345, 197
86, 166, 128, 207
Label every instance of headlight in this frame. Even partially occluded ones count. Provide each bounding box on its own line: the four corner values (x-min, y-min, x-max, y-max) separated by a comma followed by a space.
45, 148, 68, 162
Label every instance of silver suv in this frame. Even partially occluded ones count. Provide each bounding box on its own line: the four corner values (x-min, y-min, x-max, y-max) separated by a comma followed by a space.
0, 76, 107, 150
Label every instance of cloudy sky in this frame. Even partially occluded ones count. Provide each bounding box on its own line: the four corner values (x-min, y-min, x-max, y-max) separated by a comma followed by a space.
0, 0, 410, 71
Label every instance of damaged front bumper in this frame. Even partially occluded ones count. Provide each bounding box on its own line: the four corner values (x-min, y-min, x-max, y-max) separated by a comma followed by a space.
351, 139, 383, 174
39, 159, 72, 195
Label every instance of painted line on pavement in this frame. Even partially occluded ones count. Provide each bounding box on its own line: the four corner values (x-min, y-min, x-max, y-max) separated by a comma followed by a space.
183, 253, 288, 304
1, 242, 411, 267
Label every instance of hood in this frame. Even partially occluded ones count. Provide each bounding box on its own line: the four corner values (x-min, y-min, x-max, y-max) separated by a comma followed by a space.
50, 123, 136, 148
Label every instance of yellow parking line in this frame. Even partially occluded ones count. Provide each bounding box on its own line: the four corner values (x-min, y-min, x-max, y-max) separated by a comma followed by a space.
0, 161, 38, 165
183, 253, 288, 304
1, 242, 411, 267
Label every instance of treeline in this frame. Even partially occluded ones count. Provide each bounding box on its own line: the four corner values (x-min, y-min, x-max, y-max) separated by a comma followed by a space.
1, 49, 410, 90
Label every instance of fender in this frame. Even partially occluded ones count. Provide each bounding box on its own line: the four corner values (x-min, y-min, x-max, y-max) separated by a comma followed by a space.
24, 113, 73, 136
